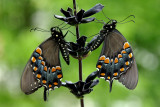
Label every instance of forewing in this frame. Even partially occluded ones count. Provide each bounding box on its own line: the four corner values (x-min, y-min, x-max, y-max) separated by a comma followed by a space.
21, 37, 60, 94
100, 29, 127, 57
41, 37, 60, 66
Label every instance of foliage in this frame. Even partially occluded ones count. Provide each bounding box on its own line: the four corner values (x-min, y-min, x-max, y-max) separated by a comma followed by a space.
0, 0, 160, 107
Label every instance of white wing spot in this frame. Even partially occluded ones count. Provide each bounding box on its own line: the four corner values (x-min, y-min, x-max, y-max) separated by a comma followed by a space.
100, 77, 105, 79
54, 86, 58, 88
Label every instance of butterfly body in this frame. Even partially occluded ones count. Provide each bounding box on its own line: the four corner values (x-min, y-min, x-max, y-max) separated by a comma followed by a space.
50, 27, 70, 65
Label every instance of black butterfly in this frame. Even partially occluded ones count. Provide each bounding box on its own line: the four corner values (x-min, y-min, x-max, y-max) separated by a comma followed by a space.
92, 19, 138, 92
21, 27, 69, 101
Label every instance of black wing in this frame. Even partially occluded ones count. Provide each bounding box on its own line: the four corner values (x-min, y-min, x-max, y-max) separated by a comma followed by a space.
99, 29, 138, 90
100, 29, 127, 57
21, 37, 60, 94
118, 59, 138, 89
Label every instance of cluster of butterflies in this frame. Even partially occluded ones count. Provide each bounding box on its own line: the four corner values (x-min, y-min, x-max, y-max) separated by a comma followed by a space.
21, 4, 138, 101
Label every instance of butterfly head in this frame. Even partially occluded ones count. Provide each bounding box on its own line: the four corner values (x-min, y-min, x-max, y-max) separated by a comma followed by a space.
50, 27, 61, 33
50, 27, 63, 39
103, 20, 117, 31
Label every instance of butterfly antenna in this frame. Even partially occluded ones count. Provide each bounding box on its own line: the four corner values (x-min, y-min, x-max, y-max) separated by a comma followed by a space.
118, 20, 135, 24
102, 9, 111, 21
64, 30, 76, 37
60, 23, 69, 29
30, 27, 50, 32
95, 19, 105, 24
61, 25, 72, 30
56, 22, 65, 27
88, 33, 100, 38
68, 30, 76, 36
118, 15, 135, 23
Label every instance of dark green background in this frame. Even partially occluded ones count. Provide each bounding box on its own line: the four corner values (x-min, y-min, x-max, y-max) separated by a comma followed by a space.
0, 0, 159, 107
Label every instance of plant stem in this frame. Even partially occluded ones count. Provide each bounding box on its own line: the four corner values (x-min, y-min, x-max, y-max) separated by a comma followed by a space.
73, 0, 84, 107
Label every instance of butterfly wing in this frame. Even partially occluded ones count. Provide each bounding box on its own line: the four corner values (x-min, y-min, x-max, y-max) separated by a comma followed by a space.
21, 37, 60, 94
21, 61, 41, 94
100, 29, 127, 57
98, 29, 138, 90
118, 58, 138, 89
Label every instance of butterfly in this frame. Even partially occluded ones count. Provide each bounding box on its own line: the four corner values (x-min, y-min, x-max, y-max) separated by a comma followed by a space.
92, 19, 138, 92
20, 27, 69, 101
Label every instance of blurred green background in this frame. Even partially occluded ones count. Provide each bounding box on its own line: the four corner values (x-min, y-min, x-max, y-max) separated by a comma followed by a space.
0, 0, 159, 107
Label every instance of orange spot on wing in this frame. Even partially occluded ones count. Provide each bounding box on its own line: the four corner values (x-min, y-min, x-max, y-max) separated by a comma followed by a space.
57, 74, 62, 78
36, 74, 41, 79
36, 47, 42, 55
52, 67, 56, 72
123, 42, 130, 49
111, 59, 113, 63
53, 82, 58, 86
38, 56, 43, 60
41, 61, 45, 66
107, 76, 110, 80
44, 66, 47, 71
100, 73, 105, 76
125, 61, 130, 66
128, 53, 133, 58
31, 57, 36, 63
118, 54, 122, 58
33, 66, 38, 71
49, 84, 52, 88
104, 58, 110, 64
114, 57, 118, 63
120, 68, 125, 72
113, 72, 118, 76
99, 55, 106, 61
42, 80, 47, 84
56, 66, 61, 71
97, 65, 102, 69
121, 50, 127, 54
